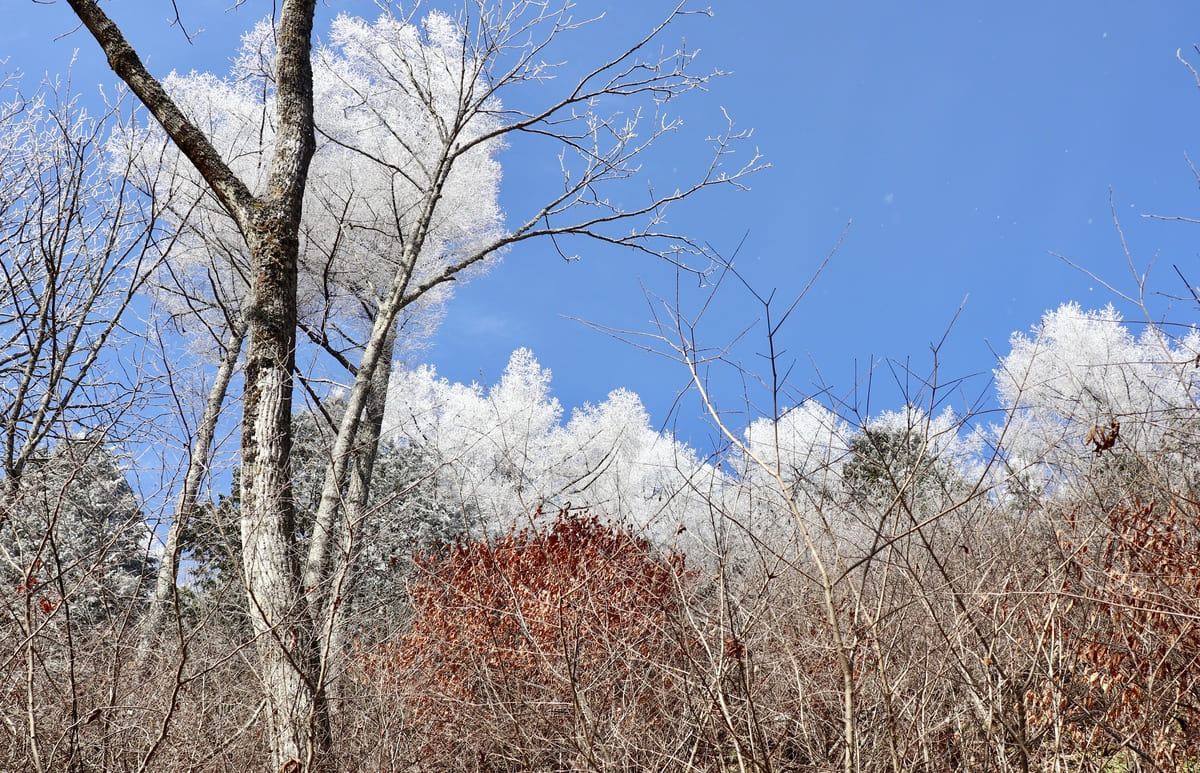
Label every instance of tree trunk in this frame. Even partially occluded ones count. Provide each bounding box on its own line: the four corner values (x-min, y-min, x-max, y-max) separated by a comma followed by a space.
321, 326, 396, 716
60, 1, 328, 768
303, 152, 454, 603
240, 203, 329, 771
146, 323, 245, 637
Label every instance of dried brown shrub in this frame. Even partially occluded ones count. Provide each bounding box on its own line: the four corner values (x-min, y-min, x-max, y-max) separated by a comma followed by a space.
1025, 499, 1200, 769
361, 510, 697, 770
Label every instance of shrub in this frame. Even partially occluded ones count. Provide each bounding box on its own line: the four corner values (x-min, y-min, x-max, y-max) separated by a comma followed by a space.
1025, 499, 1200, 769
362, 510, 696, 770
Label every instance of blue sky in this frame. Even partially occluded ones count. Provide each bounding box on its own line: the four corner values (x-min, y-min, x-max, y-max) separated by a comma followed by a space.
9, 2, 1200, 449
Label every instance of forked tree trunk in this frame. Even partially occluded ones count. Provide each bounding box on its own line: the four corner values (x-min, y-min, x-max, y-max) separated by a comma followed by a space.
321, 326, 396, 715
63, 1, 329, 769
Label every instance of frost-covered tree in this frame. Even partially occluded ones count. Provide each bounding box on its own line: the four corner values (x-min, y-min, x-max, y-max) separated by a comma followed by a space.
0, 75, 160, 506
831, 406, 984, 567
118, 12, 505, 350
384, 348, 721, 547
118, 11, 505, 627
843, 407, 975, 504
385, 348, 561, 522
0, 438, 155, 627
729, 400, 979, 552
551, 387, 722, 547
994, 302, 1200, 497
0, 76, 168, 769
738, 401, 849, 502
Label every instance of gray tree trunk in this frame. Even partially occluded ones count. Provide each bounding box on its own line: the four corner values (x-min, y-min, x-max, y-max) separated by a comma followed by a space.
302, 149, 454, 608
63, 1, 330, 769
239, 199, 330, 768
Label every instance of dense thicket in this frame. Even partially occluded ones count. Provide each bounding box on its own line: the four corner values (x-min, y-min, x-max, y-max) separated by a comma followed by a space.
6, 295, 1199, 771
5, 3, 1200, 771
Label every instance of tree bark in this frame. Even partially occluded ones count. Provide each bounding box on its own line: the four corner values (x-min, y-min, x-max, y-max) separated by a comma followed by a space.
237, 3, 325, 765
240, 202, 328, 772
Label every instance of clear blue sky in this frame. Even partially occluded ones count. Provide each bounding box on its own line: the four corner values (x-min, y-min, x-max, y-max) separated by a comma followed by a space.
9, 2, 1200, 448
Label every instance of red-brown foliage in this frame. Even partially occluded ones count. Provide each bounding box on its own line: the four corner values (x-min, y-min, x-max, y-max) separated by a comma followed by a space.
1025, 499, 1200, 768
363, 510, 696, 770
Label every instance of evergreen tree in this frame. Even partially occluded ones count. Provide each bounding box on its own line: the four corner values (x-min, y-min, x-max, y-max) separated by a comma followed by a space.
181, 407, 468, 628
1, 438, 155, 626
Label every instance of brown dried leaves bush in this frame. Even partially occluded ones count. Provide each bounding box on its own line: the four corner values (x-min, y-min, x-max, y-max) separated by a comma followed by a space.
361, 510, 697, 770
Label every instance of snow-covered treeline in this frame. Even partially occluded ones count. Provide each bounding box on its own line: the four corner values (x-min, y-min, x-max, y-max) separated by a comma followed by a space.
368, 302, 1200, 558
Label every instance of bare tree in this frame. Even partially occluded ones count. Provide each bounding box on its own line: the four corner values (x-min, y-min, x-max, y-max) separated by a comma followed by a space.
61, 1, 328, 766
0, 74, 159, 508
0, 73, 170, 772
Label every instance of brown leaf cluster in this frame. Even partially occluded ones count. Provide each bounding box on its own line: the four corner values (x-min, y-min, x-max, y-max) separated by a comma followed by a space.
360, 510, 695, 770
1025, 499, 1200, 768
